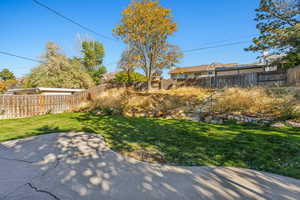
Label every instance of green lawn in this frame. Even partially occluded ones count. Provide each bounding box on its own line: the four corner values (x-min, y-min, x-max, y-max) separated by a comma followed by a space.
0, 112, 300, 179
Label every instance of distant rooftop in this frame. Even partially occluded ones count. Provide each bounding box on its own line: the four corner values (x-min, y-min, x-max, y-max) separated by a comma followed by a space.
7, 88, 84, 92
102, 72, 118, 81
6, 88, 85, 95
216, 64, 264, 71
170, 63, 239, 74
170, 63, 264, 74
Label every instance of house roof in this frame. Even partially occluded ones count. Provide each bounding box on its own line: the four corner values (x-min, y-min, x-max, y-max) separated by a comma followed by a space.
215, 64, 264, 71
7, 88, 84, 93
102, 72, 118, 81
170, 63, 239, 74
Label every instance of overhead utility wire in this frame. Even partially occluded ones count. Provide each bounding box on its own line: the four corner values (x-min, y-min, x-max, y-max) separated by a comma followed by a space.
0, 51, 43, 63
104, 40, 253, 66
32, 0, 117, 42
183, 40, 251, 53
184, 33, 257, 50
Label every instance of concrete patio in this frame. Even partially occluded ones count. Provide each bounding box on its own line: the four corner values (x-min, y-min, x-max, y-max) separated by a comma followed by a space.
0, 132, 299, 200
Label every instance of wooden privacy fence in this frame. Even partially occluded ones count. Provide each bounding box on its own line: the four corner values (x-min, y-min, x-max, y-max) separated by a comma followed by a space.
0, 85, 106, 119
287, 65, 300, 86
176, 70, 287, 89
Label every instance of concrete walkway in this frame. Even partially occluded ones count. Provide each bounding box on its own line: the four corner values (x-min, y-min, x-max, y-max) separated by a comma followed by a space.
0, 132, 299, 200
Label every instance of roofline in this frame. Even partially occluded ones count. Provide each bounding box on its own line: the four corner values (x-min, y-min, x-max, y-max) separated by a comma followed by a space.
169, 66, 215, 74
170, 64, 264, 74
7, 88, 85, 92
170, 70, 214, 74
37, 88, 85, 92
7, 88, 38, 92
215, 64, 264, 71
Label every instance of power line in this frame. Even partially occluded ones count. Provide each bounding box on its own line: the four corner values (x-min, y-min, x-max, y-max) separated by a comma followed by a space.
32, 0, 256, 54
32, 0, 117, 42
0, 51, 43, 63
185, 34, 257, 49
183, 40, 251, 53
105, 40, 254, 65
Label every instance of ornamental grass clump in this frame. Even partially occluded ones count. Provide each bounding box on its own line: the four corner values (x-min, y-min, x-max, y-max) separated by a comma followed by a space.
212, 87, 299, 119
88, 87, 131, 115
123, 87, 212, 116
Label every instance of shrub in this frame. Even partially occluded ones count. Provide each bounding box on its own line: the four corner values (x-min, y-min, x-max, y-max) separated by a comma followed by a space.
0, 79, 18, 94
0, 81, 5, 93
89, 87, 131, 114
83, 86, 299, 121
156, 87, 212, 104
124, 93, 183, 115
25, 42, 95, 89
276, 100, 300, 120
114, 71, 147, 83
123, 87, 211, 117
212, 87, 300, 119
85, 87, 211, 117
69, 101, 91, 113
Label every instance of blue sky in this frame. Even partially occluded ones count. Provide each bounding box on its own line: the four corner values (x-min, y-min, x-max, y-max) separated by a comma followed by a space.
0, 0, 260, 78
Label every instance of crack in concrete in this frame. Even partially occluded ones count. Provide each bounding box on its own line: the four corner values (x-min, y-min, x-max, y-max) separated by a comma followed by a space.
27, 183, 61, 200
2, 157, 62, 200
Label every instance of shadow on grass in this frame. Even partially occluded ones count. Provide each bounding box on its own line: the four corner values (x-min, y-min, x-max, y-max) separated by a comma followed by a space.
73, 113, 300, 179
1, 112, 299, 178
1, 113, 300, 199
3, 125, 77, 143
2, 130, 299, 199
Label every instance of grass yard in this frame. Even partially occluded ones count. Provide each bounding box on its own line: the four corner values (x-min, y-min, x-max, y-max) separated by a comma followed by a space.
0, 112, 300, 179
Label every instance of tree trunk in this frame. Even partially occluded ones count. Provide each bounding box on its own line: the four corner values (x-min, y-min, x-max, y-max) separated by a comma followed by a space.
147, 78, 152, 91
127, 70, 131, 83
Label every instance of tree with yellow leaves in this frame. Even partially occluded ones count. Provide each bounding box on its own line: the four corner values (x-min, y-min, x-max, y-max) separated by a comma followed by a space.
113, 0, 182, 90
0, 81, 5, 93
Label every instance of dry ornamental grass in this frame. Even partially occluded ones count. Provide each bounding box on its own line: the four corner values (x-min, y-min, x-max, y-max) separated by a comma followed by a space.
212, 87, 299, 119
74, 86, 299, 121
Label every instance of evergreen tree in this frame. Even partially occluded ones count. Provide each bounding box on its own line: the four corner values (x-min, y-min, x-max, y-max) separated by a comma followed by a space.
246, 0, 300, 67
81, 40, 107, 84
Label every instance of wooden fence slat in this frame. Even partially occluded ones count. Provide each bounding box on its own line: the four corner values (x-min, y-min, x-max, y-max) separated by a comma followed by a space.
0, 83, 106, 119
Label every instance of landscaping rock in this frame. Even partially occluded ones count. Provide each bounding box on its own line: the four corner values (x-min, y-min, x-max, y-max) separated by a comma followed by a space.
286, 120, 300, 128
271, 122, 286, 128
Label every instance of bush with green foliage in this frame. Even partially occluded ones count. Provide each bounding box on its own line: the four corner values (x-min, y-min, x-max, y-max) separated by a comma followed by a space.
25, 42, 94, 89
246, 0, 300, 68
91, 66, 107, 85
0, 81, 5, 93
114, 71, 147, 83
0, 68, 15, 81
0, 68, 17, 93
1, 113, 300, 179
212, 87, 300, 119
81, 41, 107, 84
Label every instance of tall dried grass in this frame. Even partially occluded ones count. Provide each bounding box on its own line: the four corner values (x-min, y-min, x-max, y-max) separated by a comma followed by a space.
90, 87, 130, 114
123, 87, 212, 115
212, 87, 299, 119
81, 86, 299, 120
86, 87, 211, 116
157, 87, 211, 99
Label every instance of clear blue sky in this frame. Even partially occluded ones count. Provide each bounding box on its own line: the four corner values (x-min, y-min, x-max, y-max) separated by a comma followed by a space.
0, 0, 260, 78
